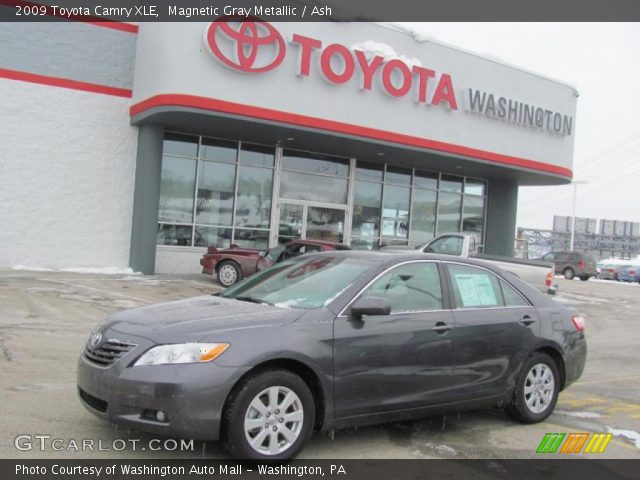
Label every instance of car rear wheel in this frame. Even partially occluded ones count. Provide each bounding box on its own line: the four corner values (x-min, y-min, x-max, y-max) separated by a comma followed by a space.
217, 261, 241, 287
222, 369, 315, 460
563, 267, 575, 280
506, 352, 559, 423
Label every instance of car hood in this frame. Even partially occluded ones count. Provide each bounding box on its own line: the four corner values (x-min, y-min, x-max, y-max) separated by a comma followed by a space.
207, 247, 260, 257
104, 295, 305, 344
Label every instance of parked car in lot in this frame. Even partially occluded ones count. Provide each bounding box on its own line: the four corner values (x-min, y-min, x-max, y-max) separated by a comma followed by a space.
539, 251, 597, 281
200, 239, 350, 287
618, 265, 640, 283
599, 264, 632, 281
383, 233, 557, 294
78, 251, 587, 460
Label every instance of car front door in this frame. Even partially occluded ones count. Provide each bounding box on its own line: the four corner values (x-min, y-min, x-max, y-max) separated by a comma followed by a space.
333, 261, 455, 419
444, 263, 541, 401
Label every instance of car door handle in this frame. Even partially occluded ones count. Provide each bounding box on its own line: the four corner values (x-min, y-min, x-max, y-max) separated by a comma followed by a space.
519, 315, 536, 326
432, 322, 453, 334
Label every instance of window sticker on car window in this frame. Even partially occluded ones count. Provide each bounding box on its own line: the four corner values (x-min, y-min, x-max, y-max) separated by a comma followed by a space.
453, 273, 498, 307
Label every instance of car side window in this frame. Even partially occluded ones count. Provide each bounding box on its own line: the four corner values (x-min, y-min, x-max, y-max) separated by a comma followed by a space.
447, 264, 505, 309
426, 236, 463, 255
361, 262, 443, 312
555, 253, 568, 262
499, 280, 530, 307
569, 253, 581, 262
282, 244, 304, 259
305, 245, 322, 253
542, 253, 555, 261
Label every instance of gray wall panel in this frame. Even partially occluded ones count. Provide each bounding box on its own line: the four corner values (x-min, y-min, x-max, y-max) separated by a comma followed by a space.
0, 22, 136, 89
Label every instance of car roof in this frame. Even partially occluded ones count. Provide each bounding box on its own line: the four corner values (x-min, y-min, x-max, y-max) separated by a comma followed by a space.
301, 249, 515, 273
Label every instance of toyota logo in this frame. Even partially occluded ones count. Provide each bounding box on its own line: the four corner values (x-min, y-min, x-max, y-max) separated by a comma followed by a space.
90, 332, 102, 348
205, 17, 286, 73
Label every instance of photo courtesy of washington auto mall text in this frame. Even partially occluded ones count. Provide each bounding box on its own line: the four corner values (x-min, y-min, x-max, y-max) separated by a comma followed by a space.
1, 0, 640, 480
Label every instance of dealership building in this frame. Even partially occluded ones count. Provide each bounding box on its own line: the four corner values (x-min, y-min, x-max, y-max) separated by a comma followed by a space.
0, 21, 577, 274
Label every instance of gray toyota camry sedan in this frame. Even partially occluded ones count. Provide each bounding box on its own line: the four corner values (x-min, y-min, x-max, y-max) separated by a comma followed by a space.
77, 252, 587, 460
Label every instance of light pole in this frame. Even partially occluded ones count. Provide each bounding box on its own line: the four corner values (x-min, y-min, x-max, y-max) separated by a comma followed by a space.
570, 180, 588, 251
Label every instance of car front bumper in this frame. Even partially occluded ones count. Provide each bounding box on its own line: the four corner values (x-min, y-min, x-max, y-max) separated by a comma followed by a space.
76, 338, 250, 440
200, 256, 217, 275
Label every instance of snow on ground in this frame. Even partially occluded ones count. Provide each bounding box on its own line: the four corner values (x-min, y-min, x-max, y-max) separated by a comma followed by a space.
607, 428, 640, 449
554, 410, 602, 419
12, 265, 139, 275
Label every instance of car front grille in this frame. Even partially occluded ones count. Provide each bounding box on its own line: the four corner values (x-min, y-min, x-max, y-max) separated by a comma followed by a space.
78, 388, 108, 413
83, 339, 137, 367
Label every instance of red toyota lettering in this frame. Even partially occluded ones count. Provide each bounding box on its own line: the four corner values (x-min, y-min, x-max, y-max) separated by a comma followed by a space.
354, 50, 384, 90
291, 33, 321, 76
432, 74, 458, 109
321, 44, 355, 84
412, 66, 435, 104
382, 59, 412, 98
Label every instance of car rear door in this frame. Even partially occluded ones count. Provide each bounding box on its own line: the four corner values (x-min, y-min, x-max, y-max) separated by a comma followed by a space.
444, 263, 541, 401
333, 261, 455, 418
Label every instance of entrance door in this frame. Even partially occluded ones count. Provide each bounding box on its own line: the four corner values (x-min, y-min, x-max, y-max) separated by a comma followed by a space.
277, 202, 346, 244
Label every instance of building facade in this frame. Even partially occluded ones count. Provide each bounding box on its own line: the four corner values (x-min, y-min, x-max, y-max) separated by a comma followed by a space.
0, 21, 578, 274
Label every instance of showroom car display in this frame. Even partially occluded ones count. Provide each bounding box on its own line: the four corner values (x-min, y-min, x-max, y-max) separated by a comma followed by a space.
200, 239, 350, 287
78, 251, 587, 460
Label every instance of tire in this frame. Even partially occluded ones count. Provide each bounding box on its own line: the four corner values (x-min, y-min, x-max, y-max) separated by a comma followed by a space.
579, 274, 590, 281
563, 267, 575, 280
217, 261, 241, 287
222, 369, 315, 461
506, 352, 560, 424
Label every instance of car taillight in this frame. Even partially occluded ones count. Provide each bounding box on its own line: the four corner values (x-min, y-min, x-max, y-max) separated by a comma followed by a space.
572, 315, 586, 332
578, 260, 585, 268
545, 272, 553, 286
629, 270, 636, 275
207, 246, 218, 254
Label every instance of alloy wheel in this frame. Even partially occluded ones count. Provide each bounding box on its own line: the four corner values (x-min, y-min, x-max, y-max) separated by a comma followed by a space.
244, 386, 304, 456
523, 363, 555, 414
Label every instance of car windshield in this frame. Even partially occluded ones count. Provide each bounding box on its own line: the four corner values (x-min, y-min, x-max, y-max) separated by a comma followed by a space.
221, 255, 373, 309
265, 245, 285, 262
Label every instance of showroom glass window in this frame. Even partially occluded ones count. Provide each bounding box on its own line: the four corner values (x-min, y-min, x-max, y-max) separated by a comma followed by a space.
350, 163, 487, 249
279, 150, 350, 204
351, 161, 383, 250
157, 133, 274, 249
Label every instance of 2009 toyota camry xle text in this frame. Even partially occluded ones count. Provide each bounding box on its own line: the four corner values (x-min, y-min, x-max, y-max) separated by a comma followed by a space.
77, 252, 587, 460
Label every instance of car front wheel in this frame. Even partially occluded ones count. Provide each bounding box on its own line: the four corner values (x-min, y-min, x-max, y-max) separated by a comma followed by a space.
222, 369, 315, 460
217, 261, 241, 287
563, 268, 575, 280
506, 352, 559, 423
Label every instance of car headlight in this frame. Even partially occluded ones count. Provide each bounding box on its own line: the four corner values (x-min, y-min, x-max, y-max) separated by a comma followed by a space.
133, 343, 229, 366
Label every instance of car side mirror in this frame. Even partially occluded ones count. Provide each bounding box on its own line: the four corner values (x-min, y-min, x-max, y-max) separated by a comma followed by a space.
350, 297, 391, 319
258, 250, 267, 258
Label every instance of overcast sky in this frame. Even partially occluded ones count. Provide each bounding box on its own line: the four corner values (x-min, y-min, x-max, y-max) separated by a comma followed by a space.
396, 23, 640, 231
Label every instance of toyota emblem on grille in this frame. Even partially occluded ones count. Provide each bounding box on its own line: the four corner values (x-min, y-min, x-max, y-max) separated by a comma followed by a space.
90, 332, 102, 348
205, 17, 286, 73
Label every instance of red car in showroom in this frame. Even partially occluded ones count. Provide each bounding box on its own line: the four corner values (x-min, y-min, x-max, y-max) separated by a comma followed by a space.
201, 239, 351, 287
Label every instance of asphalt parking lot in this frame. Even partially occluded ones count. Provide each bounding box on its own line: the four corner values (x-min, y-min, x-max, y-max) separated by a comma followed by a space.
1, 269, 639, 459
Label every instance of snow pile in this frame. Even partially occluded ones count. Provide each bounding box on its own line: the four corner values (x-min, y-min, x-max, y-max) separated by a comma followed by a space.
554, 410, 602, 419
12, 265, 140, 275
351, 40, 422, 69
607, 427, 640, 449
